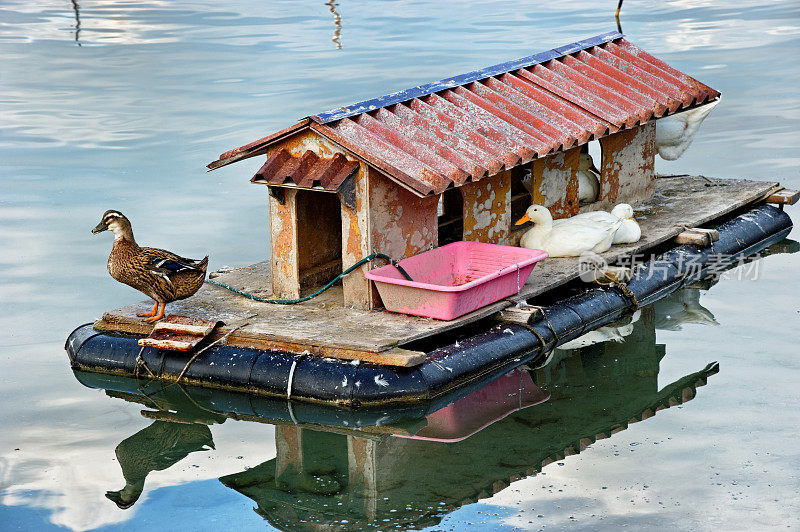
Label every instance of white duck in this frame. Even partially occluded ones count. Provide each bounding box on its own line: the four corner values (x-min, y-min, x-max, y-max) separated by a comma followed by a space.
655, 99, 720, 160
577, 152, 600, 205
515, 204, 620, 257
554, 204, 641, 244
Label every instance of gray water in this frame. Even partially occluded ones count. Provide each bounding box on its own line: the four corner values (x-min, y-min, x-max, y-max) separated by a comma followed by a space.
1, 0, 799, 530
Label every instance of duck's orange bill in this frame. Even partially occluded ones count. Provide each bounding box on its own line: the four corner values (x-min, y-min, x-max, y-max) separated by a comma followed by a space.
514, 213, 531, 226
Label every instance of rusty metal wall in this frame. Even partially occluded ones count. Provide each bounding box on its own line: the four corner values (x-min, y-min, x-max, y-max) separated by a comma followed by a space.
597, 122, 656, 209
461, 170, 512, 244
342, 166, 439, 310
269, 188, 300, 299
531, 148, 580, 219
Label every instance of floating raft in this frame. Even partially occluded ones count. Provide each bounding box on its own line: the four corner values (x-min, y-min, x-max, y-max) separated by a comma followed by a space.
66, 176, 793, 407
91, 176, 779, 366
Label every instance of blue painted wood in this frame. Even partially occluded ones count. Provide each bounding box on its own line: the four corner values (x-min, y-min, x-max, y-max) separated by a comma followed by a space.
312, 32, 623, 124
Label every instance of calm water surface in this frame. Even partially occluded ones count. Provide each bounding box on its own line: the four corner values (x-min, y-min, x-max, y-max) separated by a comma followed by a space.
1, 1, 799, 530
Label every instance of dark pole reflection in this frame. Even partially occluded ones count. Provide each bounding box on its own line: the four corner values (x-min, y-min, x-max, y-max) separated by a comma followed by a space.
326, 0, 342, 50
70, 0, 82, 47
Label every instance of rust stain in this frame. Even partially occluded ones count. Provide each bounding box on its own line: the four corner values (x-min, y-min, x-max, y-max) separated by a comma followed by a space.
269, 188, 300, 299
276, 130, 355, 161
461, 170, 511, 244
273, 198, 295, 280
531, 148, 579, 219
344, 168, 365, 258
369, 169, 437, 259
599, 123, 655, 208
600, 129, 626, 204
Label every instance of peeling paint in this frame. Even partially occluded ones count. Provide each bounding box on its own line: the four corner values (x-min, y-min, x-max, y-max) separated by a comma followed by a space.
598, 123, 655, 210
269, 189, 299, 299
532, 148, 579, 219
276, 130, 357, 162
461, 169, 512, 244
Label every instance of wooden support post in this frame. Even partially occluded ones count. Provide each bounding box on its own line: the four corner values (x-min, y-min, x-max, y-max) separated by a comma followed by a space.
598, 122, 655, 209
530, 147, 580, 219
341, 166, 438, 310
269, 187, 301, 299
461, 169, 513, 243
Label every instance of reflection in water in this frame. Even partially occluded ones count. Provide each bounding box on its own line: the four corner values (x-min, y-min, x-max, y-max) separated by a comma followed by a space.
556, 308, 641, 350
106, 421, 215, 509
326, 0, 342, 50
89, 298, 720, 529
70, 0, 82, 47
654, 288, 719, 330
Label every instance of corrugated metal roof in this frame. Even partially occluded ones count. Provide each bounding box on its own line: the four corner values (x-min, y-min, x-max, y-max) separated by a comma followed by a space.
210, 32, 720, 196
250, 149, 358, 190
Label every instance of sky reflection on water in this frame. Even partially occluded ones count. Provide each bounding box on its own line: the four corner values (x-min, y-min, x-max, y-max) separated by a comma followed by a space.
1, 1, 799, 530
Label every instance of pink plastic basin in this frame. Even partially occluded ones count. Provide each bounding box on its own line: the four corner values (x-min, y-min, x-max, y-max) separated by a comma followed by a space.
365, 241, 548, 320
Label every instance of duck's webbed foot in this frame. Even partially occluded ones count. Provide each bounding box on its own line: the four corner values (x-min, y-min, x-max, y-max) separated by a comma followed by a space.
143, 302, 166, 324
137, 301, 159, 318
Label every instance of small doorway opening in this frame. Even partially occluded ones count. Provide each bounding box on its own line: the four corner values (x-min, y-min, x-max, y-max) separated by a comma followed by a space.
296, 190, 342, 294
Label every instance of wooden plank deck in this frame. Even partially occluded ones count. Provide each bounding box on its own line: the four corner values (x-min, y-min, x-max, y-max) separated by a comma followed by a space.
96, 176, 780, 366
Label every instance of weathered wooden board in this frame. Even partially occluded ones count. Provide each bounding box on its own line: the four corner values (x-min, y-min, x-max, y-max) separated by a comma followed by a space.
137, 315, 220, 351
97, 176, 779, 366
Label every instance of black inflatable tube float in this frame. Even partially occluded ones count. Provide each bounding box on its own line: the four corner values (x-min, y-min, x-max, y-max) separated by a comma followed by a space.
66, 204, 792, 407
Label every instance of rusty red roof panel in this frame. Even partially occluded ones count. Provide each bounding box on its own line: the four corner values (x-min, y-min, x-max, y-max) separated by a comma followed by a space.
211, 33, 720, 197
251, 149, 359, 191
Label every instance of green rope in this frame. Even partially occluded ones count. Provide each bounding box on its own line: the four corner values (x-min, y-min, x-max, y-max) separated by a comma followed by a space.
204, 252, 413, 305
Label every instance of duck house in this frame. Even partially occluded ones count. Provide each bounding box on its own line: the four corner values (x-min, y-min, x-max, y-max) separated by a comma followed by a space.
208, 31, 720, 310
69, 32, 795, 402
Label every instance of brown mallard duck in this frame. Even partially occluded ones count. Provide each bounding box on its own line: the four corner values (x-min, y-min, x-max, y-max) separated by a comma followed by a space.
92, 210, 208, 323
